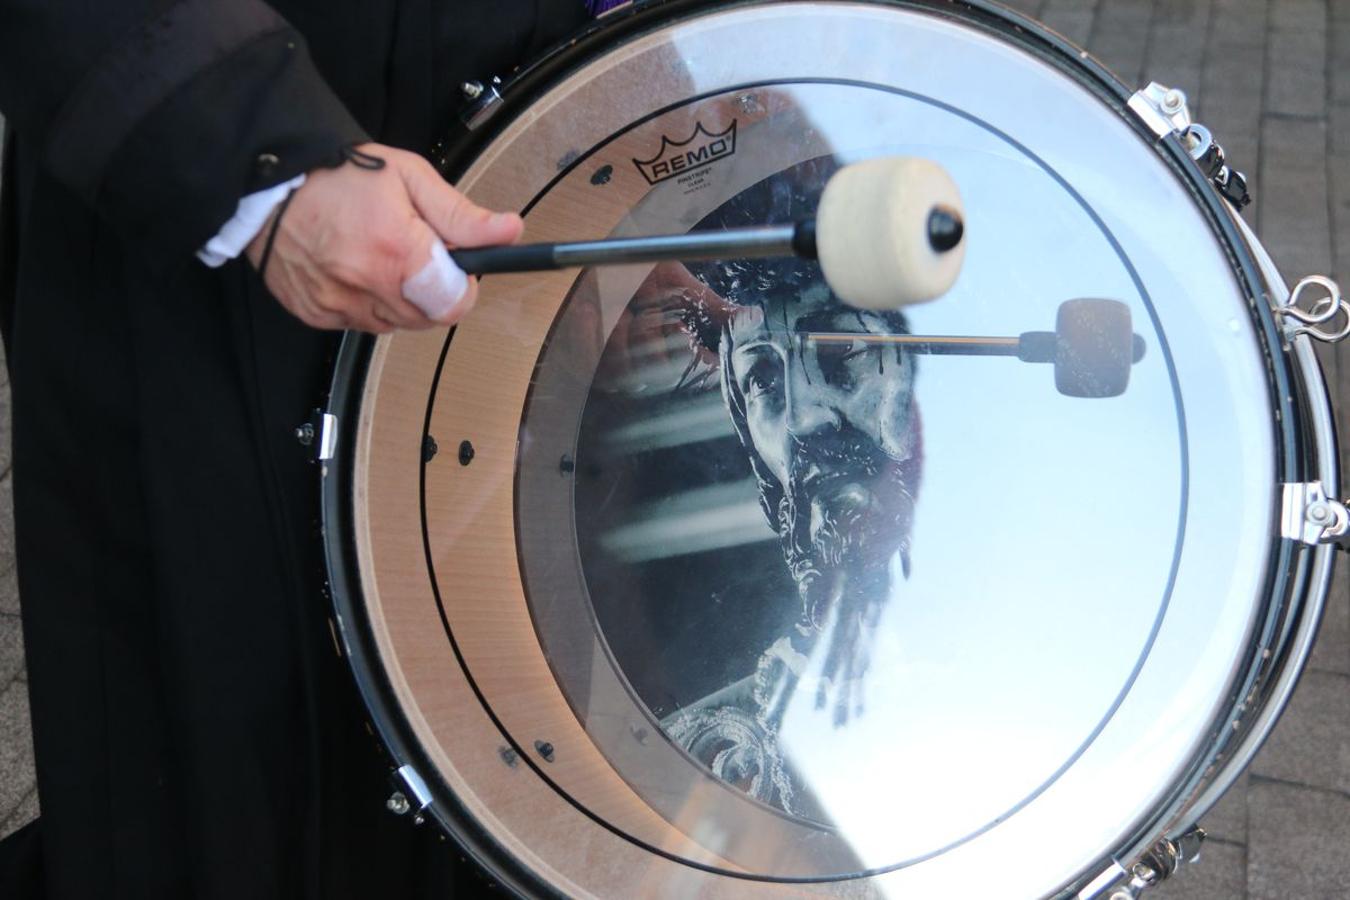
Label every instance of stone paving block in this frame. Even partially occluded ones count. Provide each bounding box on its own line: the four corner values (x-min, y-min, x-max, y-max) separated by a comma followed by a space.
0, 476, 16, 580
997, 0, 1044, 19
1146, 0, 1210, 93
1263, 28, 1326, 120
1209, 0, 1270, 46
1199, 52, 1265, 142
1086, 0, 1154, 86
1331, 121, 1350, 283
1151, 0, 1209, 27
1142, 23, 1205, 103
0, 680, 34, 825
1271, 0, 1326, 30
0, 387, 10, 479
1259, 116, 1332, 278
1333, 103, 1350, 161
0, 787, 37, 841
1153, 840, 1246, 900
1309, 566, 1350, 677
1333, 109, 1350, 277
1247, 779, 1350, 899
1040, 0, 1098, 46
1200, 770, 1249, 845
0, 564, 18, 618
1331, 20, 1350, 105
1250, 670, 1350, 795
1146, 0, 1210, 75
1215, 134, 1259, 180
0, 614, 24, 686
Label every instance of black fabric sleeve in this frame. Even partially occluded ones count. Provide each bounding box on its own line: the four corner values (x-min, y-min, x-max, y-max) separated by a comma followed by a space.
0, 0, 369, 258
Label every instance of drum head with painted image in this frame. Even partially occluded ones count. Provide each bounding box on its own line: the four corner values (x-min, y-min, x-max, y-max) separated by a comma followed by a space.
324, 2, 1329, 896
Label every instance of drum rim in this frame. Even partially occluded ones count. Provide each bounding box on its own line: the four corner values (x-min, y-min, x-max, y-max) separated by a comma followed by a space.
324, 1, 1324, 895
1159, 213, 1339, 850
322, 334, 569, 899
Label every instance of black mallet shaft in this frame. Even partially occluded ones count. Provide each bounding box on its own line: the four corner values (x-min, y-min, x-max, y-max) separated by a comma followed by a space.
449, 222, 820, 274
445, 156, 967, 311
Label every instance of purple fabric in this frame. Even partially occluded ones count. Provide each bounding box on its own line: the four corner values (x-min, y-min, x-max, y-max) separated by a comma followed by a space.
587, 0, 629, 14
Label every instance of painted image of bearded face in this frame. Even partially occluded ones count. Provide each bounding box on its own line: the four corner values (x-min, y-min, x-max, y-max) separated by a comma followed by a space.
660, 261, 921, 816
570, 157, 924, 820
725, 287, 921, 630
645, 160, 920, 815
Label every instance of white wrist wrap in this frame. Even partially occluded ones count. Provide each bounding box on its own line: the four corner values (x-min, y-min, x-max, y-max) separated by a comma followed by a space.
197, 174, 307, 268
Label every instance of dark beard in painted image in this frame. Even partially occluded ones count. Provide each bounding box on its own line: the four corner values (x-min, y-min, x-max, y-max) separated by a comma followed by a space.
777, 422, 916, 632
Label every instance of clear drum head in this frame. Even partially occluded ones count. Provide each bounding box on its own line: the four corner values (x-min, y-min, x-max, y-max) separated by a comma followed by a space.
331, 2, 1322, 897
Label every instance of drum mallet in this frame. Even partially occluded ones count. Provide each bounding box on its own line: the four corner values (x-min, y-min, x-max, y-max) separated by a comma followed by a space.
448, 157, 966, 312
807, 299, 1147, 398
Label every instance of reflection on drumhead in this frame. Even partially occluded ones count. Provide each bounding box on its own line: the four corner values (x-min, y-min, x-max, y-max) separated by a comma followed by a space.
580, 159, 921, 821
345, 4, 1292, 890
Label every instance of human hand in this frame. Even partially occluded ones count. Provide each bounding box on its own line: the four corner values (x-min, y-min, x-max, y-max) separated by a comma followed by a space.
245, 143, 523, 334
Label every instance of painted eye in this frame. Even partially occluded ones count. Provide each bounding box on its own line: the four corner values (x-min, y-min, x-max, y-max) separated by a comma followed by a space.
743, 360, 781, 400
747, 372, 777, 398
840, 338, 875, 363
816, 337, 872, 387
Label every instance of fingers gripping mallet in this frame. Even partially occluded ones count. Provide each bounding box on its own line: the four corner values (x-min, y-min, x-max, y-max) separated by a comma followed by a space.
446, 157, 966, 311
808, 299, 1147, 398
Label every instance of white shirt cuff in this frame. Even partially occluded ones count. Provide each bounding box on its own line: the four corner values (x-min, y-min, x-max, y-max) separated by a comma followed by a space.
197, 174, 307, 267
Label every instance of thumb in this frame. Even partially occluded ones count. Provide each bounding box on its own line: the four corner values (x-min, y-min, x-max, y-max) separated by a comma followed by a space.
400, 219, 472, 323
399, 157, 524, 249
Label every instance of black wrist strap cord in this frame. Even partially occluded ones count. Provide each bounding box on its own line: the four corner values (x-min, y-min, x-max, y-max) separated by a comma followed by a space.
256, 144, 386, 281
255, 186, 300, 282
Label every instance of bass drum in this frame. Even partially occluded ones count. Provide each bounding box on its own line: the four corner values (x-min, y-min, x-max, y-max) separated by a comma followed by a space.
322, 1, 1341, 896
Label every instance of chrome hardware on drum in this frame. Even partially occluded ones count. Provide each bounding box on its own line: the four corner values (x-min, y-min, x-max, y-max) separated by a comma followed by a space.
319, 1, 1344, 896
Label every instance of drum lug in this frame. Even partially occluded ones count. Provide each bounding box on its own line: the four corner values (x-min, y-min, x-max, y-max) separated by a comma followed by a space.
461, 76, 504, 131
1128, 82, 1194, 137
1128, 82, 1251, 209
1181, 125, 1251, 209
296, 410, 339, 461
1274, 276, 1350, 344
388, 764, 434, 826
1282, 482, 1350, 546
1079, 829, 1205, 898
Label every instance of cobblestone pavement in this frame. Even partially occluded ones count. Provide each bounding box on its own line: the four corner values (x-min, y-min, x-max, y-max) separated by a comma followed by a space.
2, 2, 1350, 896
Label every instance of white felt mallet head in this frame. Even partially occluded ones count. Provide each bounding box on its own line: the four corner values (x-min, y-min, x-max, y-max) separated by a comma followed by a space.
815, 157, 966, 311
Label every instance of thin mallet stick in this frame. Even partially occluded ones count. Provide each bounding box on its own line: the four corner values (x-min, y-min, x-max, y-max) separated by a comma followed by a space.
449, 223, 818, 275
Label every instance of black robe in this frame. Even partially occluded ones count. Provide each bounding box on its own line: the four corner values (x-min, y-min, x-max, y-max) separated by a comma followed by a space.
0, 1, 588, 896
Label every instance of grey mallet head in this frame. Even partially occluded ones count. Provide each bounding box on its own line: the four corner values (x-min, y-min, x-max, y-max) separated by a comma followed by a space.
1054, 299, 1142, 398
1018, 299, 1145, 397
815, 157, 967, 311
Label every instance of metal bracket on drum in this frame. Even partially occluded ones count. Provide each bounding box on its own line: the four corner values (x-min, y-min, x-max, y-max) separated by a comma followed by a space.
1127, 82, 1251, 208
387, 764, 435, 826
295, 410, 339, 461
1127, 82, 1194, 137
1274, 276, 1350, 344
460, 76, 504, 131
1282, 482, 1350, 547
1080, 829, 1205, 899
